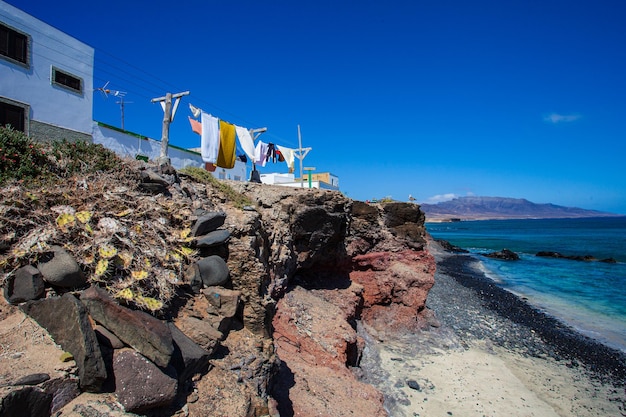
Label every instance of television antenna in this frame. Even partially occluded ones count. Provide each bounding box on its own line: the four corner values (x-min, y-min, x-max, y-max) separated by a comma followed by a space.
95, 81, 126, 98
95, 82, 132, 130
295, 124, 312, 188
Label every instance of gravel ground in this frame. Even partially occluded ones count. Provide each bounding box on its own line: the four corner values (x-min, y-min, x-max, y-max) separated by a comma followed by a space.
429, 243, 626, 383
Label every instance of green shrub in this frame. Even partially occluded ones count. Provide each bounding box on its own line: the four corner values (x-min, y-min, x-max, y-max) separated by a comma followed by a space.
0, 127, 121, 185
51, 139, 120, 176
0, 126, 49, 185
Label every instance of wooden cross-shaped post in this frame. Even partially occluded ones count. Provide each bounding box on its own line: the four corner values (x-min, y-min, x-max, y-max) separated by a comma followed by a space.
151, 90, 190, 166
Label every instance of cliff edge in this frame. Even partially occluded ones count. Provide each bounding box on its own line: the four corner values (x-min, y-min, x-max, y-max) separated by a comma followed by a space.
0, 155, 435, 417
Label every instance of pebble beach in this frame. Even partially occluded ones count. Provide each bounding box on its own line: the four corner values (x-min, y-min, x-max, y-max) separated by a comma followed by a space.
358, 240, 626, 417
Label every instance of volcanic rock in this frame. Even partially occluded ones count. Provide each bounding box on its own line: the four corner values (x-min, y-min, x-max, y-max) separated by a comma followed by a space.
191, 212, 227, 236
80, 286, 174, 368
20, 294, 107, 392
3, 265, 45, 305
484, 248, 520, 260
112, 349, 177, 413
37, 246, 87, 289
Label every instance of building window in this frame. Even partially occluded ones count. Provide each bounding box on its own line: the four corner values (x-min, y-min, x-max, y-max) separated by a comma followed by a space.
0, 22, 29, 66
51, 67, 83, 94
0, 100, 25, 132
234, 175, 241, 181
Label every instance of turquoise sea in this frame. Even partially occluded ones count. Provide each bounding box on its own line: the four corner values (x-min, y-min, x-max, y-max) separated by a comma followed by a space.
426, 217, 626, 353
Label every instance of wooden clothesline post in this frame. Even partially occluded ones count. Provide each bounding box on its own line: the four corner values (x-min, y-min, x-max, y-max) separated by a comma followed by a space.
151, 90, 190, 166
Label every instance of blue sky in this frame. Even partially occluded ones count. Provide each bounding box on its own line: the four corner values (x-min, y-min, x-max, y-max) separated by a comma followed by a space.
10, 0, 626, 214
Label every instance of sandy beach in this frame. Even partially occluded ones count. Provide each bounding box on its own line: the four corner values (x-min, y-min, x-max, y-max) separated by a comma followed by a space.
358, 240, 626, 417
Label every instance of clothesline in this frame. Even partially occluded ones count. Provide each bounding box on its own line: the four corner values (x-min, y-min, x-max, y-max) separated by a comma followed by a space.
187, 103, 299, 173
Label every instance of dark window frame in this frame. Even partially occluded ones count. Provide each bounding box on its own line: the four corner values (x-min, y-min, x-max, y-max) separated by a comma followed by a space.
0, 21, 30, 67
51, 66, 83, 94
0, 97, 29, 133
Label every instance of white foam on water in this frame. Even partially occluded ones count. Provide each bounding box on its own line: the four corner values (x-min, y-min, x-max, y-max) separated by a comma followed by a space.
469, 253, 626, 353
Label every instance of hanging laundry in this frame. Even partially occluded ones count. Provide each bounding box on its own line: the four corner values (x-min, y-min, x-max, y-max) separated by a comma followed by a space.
201, 112, 220, 164
254, 140, 269, 167
237, 154, 248, 163
266, 143, 278, 163
188, 117, 202, 135
189, 103, 201, 118
275, 150, 285, 162
277, 145, 296, 173
235, 125, 256, 163
217, 120, 236, 169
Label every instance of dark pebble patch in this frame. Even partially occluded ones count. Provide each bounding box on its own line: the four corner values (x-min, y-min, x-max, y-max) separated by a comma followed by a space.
433, 252, 626, 385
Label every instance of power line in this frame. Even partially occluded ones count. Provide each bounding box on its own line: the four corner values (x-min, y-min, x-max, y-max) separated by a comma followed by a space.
2, 8, 305, 149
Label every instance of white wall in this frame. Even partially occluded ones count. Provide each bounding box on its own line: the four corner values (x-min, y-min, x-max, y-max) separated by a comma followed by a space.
277, 180, 334, 190
260, 172, 340, 191
0, 1, 94, 134
93, 122, 247, 180
260, 173, 296, 184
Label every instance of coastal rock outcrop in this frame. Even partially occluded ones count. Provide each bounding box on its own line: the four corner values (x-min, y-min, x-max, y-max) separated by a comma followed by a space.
536, 251, 617, 263
435, 239, 469, 253
484, 248, 520, 260
347, 202, 436, 334
1, 159, 437, 416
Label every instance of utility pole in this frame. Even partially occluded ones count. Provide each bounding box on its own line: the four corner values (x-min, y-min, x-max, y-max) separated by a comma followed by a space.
151, 91, 190, 165
295, 124, 312, 187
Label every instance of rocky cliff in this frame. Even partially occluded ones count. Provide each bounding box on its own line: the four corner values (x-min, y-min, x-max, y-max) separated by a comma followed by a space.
0, 158, 435, 417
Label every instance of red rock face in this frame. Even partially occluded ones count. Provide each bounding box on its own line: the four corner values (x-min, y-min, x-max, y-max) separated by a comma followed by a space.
272, 286, 386, 417
223, 187, 436, 415
270, 246, 436, 415
350, 249, 436, 332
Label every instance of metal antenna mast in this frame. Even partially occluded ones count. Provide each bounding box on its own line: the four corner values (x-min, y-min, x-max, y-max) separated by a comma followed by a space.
295, 124, 312, 187
95, 82, 129, 130
115, 95, 133, 130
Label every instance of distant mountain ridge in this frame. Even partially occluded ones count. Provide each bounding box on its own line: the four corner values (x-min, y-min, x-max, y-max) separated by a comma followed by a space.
420, 196, 623, 221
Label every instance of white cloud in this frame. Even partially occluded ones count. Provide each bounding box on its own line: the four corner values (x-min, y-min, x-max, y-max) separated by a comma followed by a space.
543, 113, 581, 124
426, 193, 458, 203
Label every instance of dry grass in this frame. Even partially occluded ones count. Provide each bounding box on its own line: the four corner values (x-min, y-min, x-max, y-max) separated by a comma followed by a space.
0, 158, 199, 313
180, 166, 253, 209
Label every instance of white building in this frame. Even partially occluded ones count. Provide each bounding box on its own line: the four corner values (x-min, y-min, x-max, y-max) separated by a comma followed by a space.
261, 172, 340, 191
0, 0, 94, 142
1, 2, 247, 182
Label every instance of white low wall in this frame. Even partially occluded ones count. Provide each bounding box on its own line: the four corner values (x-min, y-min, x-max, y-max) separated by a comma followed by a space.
92, 122, 247, 180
